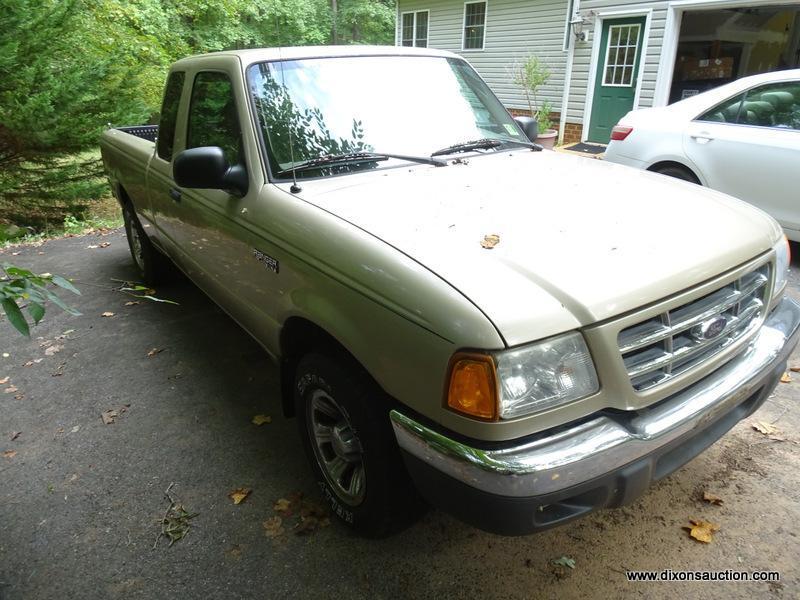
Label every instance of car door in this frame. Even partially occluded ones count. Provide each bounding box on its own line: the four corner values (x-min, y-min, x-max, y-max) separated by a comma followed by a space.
683, 80, 800, 235
161, 61, 283, 343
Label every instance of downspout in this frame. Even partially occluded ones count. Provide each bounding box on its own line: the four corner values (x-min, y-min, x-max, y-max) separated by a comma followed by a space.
558, 0, 580, 145
395, 0, 400, 45
558, 41, 575, 145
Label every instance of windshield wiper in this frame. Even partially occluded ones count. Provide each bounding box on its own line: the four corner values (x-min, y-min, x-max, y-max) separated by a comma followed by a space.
277, 151, 446, 177
431, 137, 538, 157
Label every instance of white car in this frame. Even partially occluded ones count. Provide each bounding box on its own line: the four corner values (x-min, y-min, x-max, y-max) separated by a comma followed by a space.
604, 69, 800, 242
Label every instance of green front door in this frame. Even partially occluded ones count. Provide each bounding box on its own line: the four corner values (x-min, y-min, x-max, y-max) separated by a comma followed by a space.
587, 17, 646, 144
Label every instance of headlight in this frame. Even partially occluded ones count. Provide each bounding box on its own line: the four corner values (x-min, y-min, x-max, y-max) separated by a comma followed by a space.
446, 332, 599, 421
774, 236, 790, 297
494, 332, 599, 419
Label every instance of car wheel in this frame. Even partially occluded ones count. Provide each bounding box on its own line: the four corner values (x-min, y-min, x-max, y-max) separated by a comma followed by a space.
122, 202, 167, 286
651, 164, 700, 184
294, 352, 424, 537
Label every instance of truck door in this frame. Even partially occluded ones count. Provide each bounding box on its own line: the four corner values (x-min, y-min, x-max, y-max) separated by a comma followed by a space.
157, 63, 279, 344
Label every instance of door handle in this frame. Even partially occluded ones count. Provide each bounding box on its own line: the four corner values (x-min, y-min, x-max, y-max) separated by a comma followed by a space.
691, 134, 713, 145
169, 187, 182, 202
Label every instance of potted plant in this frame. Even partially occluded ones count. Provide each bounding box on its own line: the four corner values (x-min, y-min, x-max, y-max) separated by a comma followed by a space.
511, 56, 558, 149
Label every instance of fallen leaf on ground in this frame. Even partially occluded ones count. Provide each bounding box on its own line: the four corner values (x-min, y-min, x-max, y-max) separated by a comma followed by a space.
155, 486, 198, 549
124, 301, 140, 306
0, 376, 8, 384
147, 348, 164, 357
702, 491, 724, 505
228, 487, 251, 505
4, 386, 18, 394
551, 556, 576, 569
252, 414, 272, 426
101, 312, 115, 318
2, 353, 10, 358
263, 516, 284, 539
480, 233, 500, 249
70, 425, 80, 433
44, 345, 62, 356
98, 242, 110, 248
86, 245, 99, 249
780, 372, 792, 383
684, 519, 720, 543
10, 431, 21, 441
790, 365, 800, 373
752, 421, 778, 436
273, 498, 292, 513
2, 450, 17, 458
101, 409, 118, 425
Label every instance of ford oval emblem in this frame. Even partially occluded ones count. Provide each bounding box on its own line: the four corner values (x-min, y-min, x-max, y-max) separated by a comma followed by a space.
691, 316, 728, 341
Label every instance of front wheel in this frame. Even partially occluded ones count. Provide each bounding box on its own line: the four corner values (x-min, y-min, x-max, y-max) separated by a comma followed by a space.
294, 353, 424, 537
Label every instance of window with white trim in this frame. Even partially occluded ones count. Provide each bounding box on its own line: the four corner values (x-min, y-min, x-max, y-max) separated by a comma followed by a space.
401, 11, 429, 47
463, 1, 486, 50
602, 24, 641, 86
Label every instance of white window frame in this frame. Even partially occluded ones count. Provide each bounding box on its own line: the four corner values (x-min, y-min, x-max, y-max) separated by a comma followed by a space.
600, 23, 642, 88
462, 1, 487, 51
400, 10, 430, 48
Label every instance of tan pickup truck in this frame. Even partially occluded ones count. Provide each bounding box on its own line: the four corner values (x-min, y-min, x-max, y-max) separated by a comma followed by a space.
100, 46, 799, 537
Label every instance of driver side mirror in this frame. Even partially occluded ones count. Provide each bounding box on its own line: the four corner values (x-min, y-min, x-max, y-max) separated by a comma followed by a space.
514, 116, 539, 143
173, 146, 248, 196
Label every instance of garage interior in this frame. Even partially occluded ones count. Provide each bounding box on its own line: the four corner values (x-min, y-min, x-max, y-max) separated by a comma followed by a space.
669, 5, 800, 102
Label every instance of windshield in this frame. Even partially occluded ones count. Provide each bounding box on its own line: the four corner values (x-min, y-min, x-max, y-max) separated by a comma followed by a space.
246, 55, 528, 179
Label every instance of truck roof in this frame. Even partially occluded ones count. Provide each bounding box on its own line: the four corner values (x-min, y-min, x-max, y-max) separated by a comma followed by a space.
172, 45, 460, 68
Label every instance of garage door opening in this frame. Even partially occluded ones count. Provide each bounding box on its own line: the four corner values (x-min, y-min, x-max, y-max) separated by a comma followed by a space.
669, 6, 800, 102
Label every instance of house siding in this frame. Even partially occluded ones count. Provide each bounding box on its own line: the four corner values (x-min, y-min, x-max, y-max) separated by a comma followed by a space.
396, 0, 571, 113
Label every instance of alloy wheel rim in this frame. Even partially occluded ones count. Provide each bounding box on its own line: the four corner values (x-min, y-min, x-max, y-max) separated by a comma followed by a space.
307, 389, 366, 506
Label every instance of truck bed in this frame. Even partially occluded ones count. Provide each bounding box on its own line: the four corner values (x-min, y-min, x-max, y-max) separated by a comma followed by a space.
115, 125, 158, 143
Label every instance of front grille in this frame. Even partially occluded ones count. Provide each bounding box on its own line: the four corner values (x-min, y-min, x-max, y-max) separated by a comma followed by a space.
618, 263, 771, 391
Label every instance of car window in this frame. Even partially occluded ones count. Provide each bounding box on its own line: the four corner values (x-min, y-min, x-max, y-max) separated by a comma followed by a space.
741, 82, 800, 130
697, 92, 745, 124
696, 81, 800, 130
156, 72, 185, 161
186, 72, 242, 165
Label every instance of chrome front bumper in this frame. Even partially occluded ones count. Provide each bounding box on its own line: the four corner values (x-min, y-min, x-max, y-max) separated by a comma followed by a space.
391, 297, 800, 500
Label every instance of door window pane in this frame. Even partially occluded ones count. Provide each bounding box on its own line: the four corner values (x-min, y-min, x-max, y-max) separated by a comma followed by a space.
463, 2, 486, 50
156, 72, 185, 161
187, 72, 242, 165
697, 92, 745, 123
602, 24, 641, 87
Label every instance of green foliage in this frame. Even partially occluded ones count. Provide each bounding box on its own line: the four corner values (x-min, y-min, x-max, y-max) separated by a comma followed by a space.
1, 0, 395, 228
0, 263, 81, 336
510, 55, 554, 133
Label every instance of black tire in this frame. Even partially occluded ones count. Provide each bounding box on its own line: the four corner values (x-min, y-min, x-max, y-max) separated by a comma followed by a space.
121, 201, 167, 287
294, 353, 424, 537
651, 164, 700, 184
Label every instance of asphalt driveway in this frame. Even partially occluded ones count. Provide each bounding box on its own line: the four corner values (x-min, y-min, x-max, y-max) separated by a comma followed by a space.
1, 231, 799, 599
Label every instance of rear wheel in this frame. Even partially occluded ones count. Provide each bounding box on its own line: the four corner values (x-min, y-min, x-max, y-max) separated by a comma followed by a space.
651, 164, 700, 184
294, 353, 424, 537
121, 202, 168, 286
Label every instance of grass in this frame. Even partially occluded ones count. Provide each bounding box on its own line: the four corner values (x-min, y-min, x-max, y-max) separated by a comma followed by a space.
1, 196, 122, 248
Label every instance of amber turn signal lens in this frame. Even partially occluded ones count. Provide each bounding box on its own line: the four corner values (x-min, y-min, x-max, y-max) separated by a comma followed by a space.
447, 354, 499, 420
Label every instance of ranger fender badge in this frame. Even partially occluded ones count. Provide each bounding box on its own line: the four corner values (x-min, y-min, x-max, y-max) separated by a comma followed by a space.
253, 249, 279, 273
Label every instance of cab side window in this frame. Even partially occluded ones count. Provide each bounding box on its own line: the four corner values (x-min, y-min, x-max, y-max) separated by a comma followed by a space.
186, 72, 243, 165
156, 72, 185, 161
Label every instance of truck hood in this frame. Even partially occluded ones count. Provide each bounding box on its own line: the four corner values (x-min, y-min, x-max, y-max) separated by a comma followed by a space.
290, 150, 781, 346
